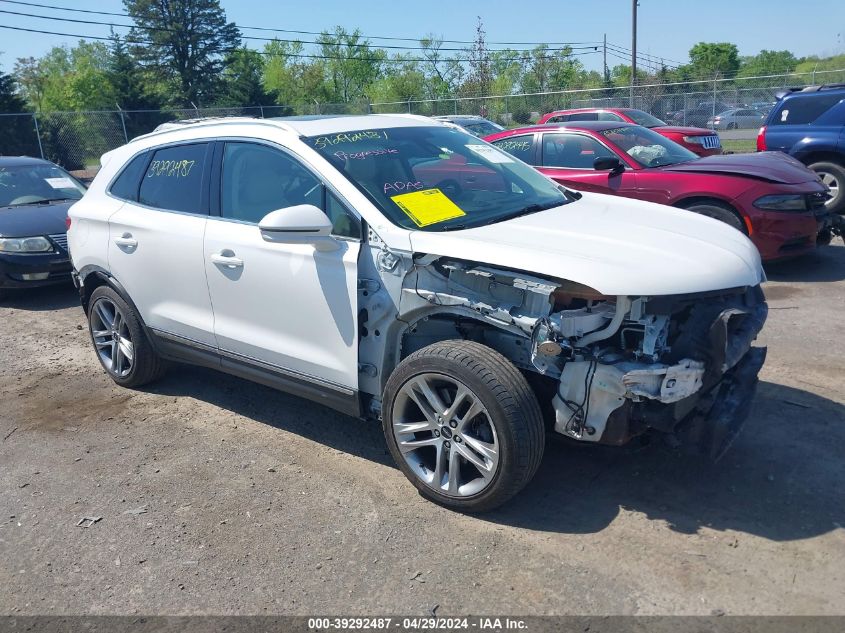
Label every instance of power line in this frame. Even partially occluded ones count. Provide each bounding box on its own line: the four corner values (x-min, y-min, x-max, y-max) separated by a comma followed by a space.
0, 0, 606, 48
0, 23, 602, 64
0, 7, 607, 55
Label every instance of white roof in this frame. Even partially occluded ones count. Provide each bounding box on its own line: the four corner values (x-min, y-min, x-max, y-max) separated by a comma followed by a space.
275, 113, 438, 136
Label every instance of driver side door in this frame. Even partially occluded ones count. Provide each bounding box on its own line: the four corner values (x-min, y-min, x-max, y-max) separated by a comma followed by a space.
203, 141, 362, 395
535, 132, 638, 196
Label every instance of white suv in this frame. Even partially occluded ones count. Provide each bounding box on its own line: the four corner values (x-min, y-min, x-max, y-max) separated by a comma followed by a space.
69, 115, 768, 511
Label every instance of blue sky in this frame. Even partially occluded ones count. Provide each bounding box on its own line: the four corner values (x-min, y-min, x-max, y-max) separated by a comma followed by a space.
1, 0, 843, 73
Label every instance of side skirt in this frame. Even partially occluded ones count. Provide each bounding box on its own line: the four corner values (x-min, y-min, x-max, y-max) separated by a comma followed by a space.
148, 329, 361, 418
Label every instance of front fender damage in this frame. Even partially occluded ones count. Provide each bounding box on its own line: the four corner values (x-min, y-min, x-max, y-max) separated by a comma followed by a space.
391, 254, 767, 459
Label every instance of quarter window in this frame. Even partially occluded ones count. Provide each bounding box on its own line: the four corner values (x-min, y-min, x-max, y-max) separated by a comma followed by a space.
139, 143, 209, 213
490, 135, 536, 164
109, 151, 149, 202
542, 133, 615, 169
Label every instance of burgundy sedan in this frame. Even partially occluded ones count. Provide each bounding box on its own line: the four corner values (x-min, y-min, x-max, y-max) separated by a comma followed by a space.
538, 108, 722, 157
485, 122, 828, 261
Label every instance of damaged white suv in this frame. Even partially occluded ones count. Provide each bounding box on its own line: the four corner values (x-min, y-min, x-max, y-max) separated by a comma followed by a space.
68, 115, 768, 511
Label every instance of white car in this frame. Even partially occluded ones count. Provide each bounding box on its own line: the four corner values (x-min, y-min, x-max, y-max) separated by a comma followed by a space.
68, 115, 768, 512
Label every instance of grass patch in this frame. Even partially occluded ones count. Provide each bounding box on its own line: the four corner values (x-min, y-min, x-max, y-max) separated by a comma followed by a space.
721, 138, 756, 154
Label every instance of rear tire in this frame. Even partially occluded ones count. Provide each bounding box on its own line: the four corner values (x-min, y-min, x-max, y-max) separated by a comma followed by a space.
87, 285, 167, 388
382, 340, 545, 513
680, 200, 745, 233
808, 160, 845, 214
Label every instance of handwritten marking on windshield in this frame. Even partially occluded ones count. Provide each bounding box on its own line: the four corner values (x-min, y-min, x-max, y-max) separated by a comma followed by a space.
384, 181, 424, 195
313, 130, 389, 149
334, 148, 399, 161
146, 160, 196, 178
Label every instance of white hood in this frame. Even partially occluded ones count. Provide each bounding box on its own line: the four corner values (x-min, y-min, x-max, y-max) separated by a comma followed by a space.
409, 192, 764, 296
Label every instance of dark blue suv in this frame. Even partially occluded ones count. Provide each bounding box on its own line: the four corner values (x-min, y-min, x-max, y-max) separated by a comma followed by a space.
758, 84, 845, 225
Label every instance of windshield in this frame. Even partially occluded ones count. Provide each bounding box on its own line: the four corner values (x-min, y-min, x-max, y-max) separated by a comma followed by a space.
0, 164, 86, 207
462, 120, 505, 137
600, 126, 699, 168
624, 109, 667, 128
305, 126, 571, 231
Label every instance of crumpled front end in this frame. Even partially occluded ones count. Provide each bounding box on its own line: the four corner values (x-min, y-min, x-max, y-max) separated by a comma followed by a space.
543, 285, 767, 459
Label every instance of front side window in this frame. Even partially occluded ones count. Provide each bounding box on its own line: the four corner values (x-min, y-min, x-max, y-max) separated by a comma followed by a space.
305, 126, 570, 232
489, 134, 537, 164
542, 133, 616, 169
0, 163, 86, 207
600, 126, 698, 168
139, 143, 208, 213
596, 112, 625, 122
221, 142, 359, 238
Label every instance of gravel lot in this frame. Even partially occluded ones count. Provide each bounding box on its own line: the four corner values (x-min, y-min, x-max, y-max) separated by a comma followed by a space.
2, 244, 844, 616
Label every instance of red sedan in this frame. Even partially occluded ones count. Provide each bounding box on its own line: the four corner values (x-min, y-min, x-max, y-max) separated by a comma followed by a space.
538, 108, 722, 157
484, 122, 828, 261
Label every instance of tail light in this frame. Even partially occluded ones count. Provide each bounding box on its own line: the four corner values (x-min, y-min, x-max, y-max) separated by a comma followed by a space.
756, 125, 767, 151
65, 216, 72, 230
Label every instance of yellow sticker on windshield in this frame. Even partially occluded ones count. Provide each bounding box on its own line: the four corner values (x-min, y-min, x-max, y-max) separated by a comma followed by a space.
391, 188, 466, 227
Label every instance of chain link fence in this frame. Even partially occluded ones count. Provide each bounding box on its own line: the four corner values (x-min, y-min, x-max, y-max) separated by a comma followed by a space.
0, 102, 370, 171
371, 68, 845, 128
1, 69, 843, 171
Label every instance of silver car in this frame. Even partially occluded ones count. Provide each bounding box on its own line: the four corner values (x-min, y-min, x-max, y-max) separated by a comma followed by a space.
707, 108, 765, 130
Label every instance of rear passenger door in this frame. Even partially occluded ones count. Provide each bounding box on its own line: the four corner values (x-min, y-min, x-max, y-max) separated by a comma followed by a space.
107, 142, 216, 347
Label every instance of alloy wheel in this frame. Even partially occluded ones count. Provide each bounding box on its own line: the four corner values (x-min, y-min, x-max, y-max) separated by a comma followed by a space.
818, 171, 841, 210
90, 297, 134, 378
391, 373, 499, 497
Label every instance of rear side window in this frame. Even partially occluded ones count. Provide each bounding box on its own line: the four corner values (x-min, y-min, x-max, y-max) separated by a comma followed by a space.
490, 134, 536, 164
567, 112, 599, 122
139, 143, 209, 213
109, 152, 148, 202
772, 95, 843, 125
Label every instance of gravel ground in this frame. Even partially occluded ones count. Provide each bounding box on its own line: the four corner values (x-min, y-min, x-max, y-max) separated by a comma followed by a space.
1, 243, 844, 616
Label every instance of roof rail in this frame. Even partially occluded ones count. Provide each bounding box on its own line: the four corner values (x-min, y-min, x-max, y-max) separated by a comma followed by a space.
775, 83, 845, 99
133, 116, 296, 142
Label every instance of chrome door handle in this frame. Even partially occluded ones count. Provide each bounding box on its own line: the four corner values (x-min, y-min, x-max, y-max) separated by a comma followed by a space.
210, 252, 244, 268
114, 233, 137, 248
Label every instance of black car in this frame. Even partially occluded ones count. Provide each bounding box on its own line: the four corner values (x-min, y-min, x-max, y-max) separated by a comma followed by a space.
0, 156, 86, 299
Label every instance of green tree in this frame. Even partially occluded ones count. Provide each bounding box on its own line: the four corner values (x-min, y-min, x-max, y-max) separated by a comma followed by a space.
0, 63, 36, 156
688, 42, 740, 78
124, 0, 241, 106
464, 16, 492, 97
108, 34, 162, 111
219, 47, 271, 107
317, 27, 384, 104
739, 50, 798, 77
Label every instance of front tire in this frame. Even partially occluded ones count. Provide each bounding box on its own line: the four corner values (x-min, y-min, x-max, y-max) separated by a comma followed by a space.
87, 286, 166, 388
681, 200, 745, 233
808, 160, 845, 214
382, 340, 545, 512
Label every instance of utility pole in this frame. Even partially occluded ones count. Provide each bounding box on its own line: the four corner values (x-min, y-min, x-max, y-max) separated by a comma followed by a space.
603, 33, 608, 83
631, 0, 638, 107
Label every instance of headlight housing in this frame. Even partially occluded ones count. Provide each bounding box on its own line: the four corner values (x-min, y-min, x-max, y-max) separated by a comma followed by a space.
753, 194, 807, 212
682, 136, 705, 145
0, 236, 54, 253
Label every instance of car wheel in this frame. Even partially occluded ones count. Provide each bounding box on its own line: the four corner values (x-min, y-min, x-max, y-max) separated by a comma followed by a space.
681, 201, 745, 233
808, 161, 845, 214
87, 285, 167, 388
727, 122, 737, 130
382, 340, 545, 512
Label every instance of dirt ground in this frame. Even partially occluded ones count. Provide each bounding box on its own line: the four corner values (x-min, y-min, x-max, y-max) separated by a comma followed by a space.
1, 244, 844, 616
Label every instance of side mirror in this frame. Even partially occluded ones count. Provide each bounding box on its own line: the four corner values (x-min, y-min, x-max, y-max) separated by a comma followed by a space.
594, 156, 625, 176
258, 204, 338, 252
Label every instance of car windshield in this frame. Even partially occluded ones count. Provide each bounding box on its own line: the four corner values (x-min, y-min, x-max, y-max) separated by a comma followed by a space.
462, 120, 504, 136
600, 126, 699, 168
624, 110, 667, 128
305, 126, 572, 232
0, 163, 86, 207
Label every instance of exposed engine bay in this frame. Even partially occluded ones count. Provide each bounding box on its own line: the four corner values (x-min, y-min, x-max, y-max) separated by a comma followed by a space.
381, 255, 768, 460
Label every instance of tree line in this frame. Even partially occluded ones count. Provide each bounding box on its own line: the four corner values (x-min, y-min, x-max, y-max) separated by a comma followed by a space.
1, 0, 844, 116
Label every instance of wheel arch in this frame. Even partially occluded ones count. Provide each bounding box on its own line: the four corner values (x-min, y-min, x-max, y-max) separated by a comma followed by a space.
798, 150, 845, 169
673, 196, 750, 235
78, 266, 143, 323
